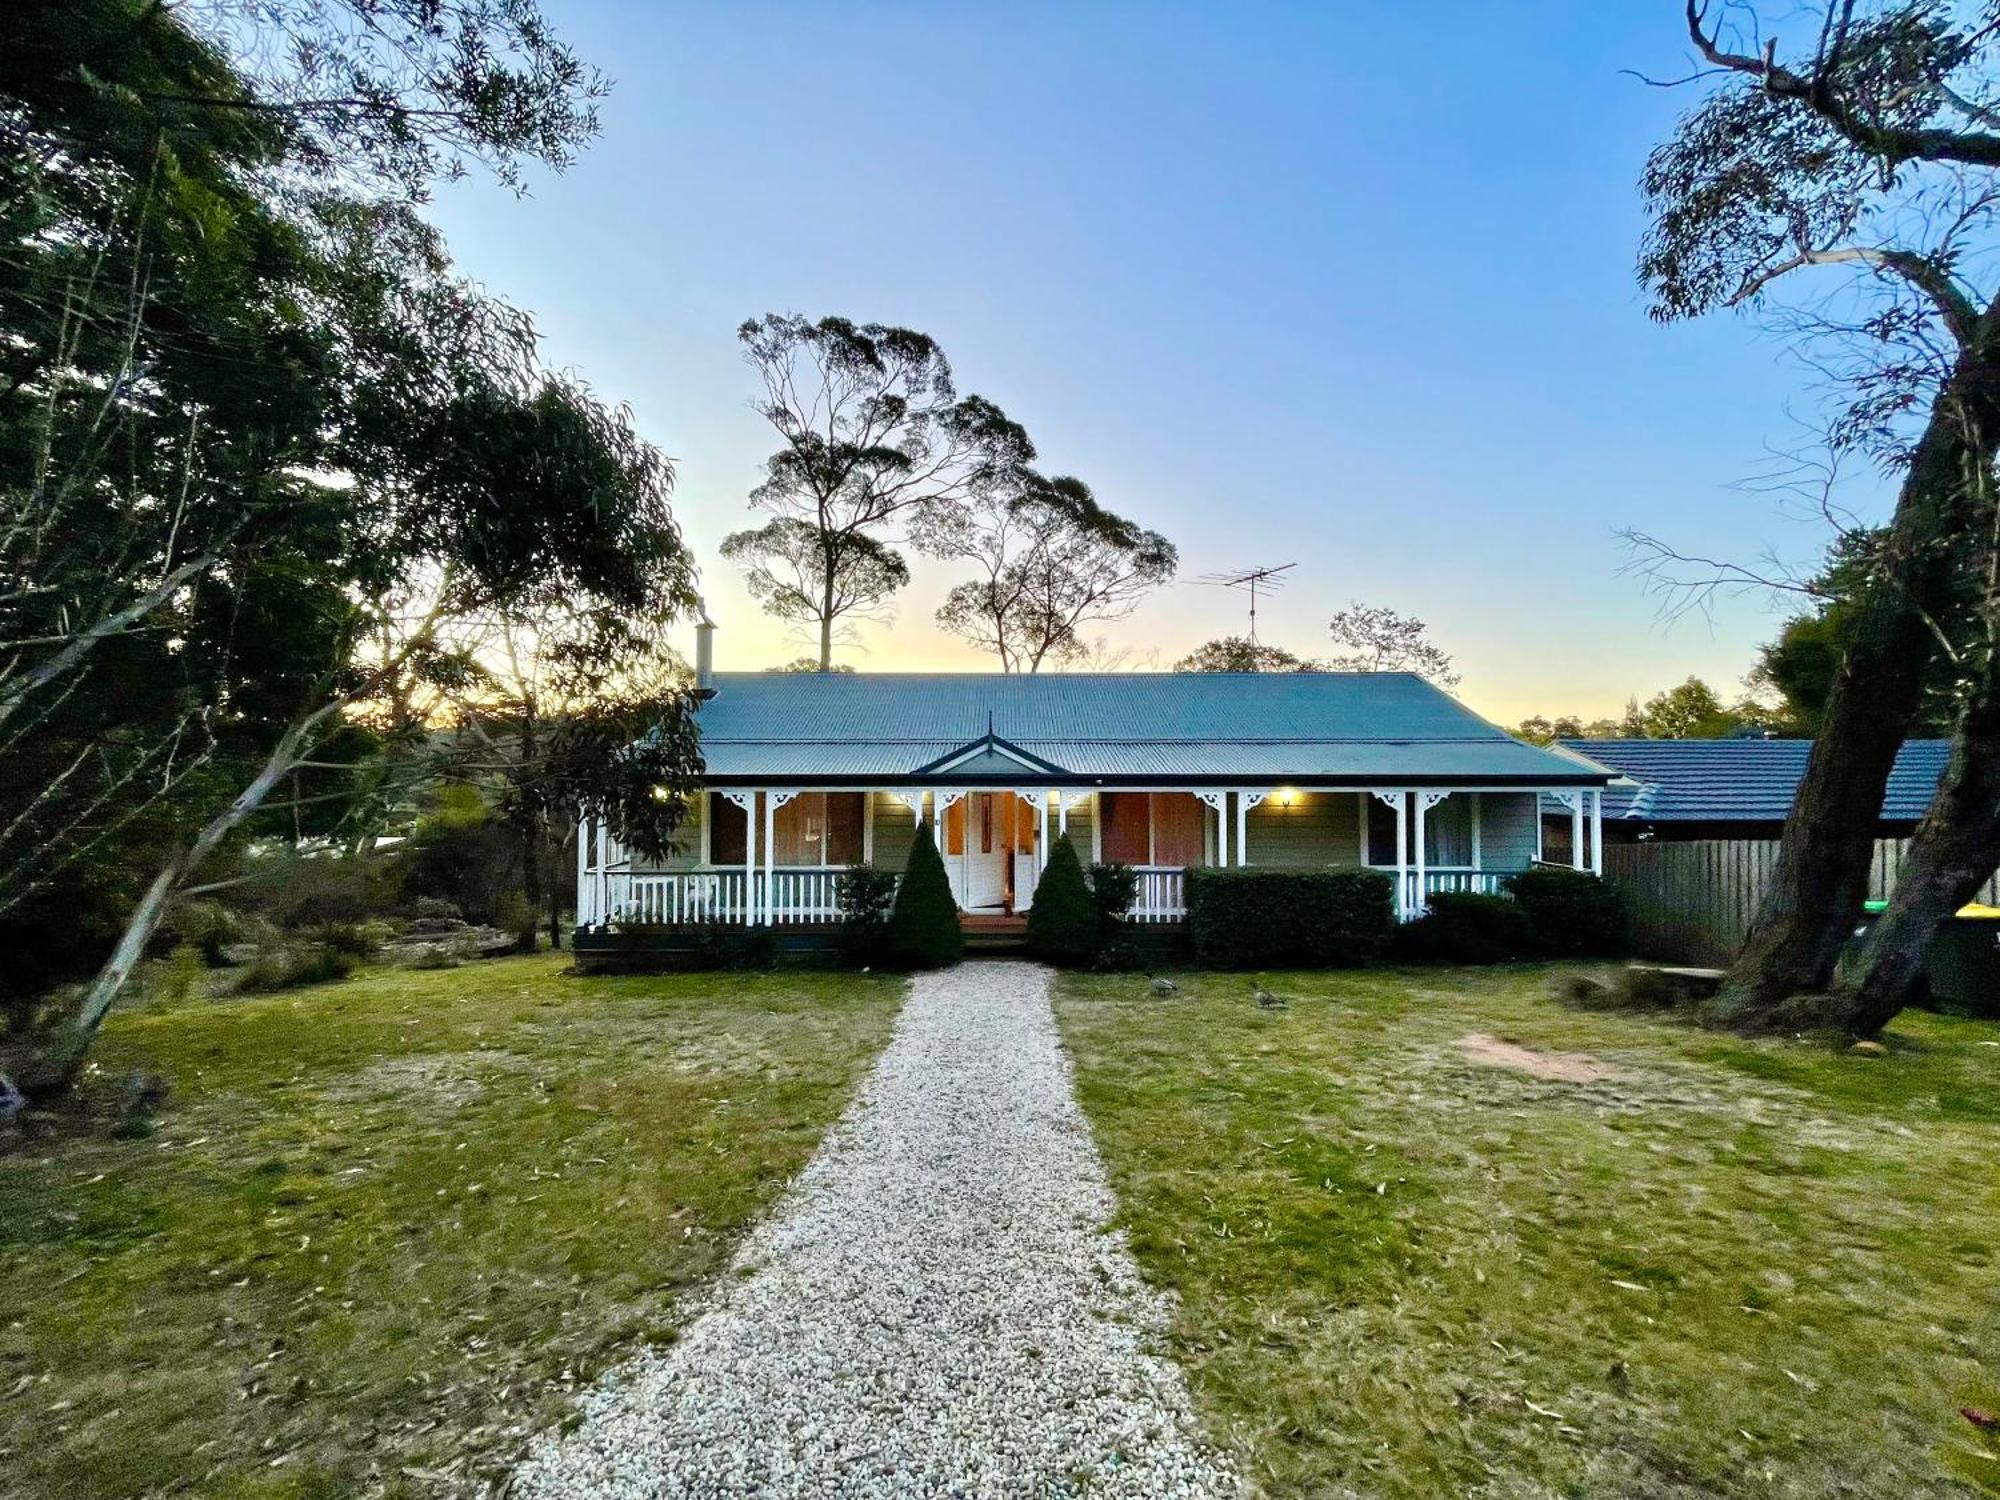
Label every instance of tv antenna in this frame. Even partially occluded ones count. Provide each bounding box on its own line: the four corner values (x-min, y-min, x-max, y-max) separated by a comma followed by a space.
1195, 563, 1295, 643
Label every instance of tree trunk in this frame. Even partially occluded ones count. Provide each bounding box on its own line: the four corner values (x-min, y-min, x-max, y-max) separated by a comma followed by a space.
519, 820, 543, 952
546, 862, 564, 952
1718, 318, 2000, 1028
23, 702, 339, 1095
1833, 663, 2000, 1034
1713, 605, 1931, 1025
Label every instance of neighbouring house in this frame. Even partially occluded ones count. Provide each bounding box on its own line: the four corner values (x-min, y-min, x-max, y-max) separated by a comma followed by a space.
574, 624, 1613, 937
1547, 738, 1951, 852
1558, 737, 1976, 968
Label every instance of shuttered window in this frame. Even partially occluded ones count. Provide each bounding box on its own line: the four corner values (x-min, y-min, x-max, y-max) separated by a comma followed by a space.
1099, 792, 1150, 864
1099, 792, 1207, 866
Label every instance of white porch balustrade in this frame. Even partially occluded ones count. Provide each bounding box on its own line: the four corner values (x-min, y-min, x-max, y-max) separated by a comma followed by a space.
596, 868, 845, 927
1130, 865, 1187, 922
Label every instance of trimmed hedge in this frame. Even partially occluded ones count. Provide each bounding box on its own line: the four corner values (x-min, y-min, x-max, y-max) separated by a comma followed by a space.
1504, 866, 1629, 955
1027, 837, 1098, 965
1185, 868, 1395, 968
887, 821, 964, 969
1398, 891, 1536, 964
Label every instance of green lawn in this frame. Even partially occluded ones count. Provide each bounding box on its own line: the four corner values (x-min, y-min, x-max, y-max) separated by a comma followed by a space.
0, 953, 903, 1500
1057, 964, 2000, 1499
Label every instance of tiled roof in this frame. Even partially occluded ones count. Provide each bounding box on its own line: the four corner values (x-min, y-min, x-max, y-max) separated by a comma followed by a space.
1551, 738, 1951, 823
691, 672, 1609, 785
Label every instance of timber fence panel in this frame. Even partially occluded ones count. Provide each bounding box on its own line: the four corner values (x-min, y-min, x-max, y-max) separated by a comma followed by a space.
1604, 836, 2000, 965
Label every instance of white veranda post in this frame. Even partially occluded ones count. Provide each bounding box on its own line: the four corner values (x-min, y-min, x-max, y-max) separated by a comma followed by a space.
1036, 792, 1050, 871
1196, 790, 1228, 866
934, 791, 967, 900
1372, 791, 1408, 920
1236, 790, 1269, 867
1058, 791, 1089, 848
1552, 791, 1584, 872
1416, 792, 1449, 911
762, 791, 798, 924
1590, 789, 1604, 877
723, 791, 758, 924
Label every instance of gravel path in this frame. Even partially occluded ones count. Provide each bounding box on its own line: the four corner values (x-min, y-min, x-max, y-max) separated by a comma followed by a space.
513, 960, 1237, 1499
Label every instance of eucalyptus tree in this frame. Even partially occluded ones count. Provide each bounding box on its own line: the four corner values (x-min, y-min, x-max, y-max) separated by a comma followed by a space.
1639, 0, 2000, 1027
726, 315, 1037, 669
927, 475, 1176, 672
1324, 604, 1460, 687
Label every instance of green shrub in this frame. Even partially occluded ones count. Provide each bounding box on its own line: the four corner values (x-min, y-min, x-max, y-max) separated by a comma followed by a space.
166, 899, 249, 967
1505, 866, 1629, 955
1087, 862, 1139, 929
306, 921, 382, 960
399, 786, 522, 926
152, 945, 205, 1006
1185, 868, 1395, 968
835, 866, 899, 968
409, 896, 464, 923
1027, 838, 1099, 965
886, 822, 963, 969
235, 847, 398, 929
1398, 892, 1536, 964
234, 944, 358, 994
495, 890, 537, 949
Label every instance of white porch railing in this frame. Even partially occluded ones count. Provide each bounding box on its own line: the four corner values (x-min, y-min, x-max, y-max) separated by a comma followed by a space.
761, 868, 846, 924
1402, 869, 1511, 913
600, 868, 850, 926
607, 870, 751, 925
1130, 865, 1187, 923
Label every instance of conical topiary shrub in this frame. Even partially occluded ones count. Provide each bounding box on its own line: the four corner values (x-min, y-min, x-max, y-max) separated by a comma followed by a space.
887, 819, 964, 969
1026, 835, 1098, 966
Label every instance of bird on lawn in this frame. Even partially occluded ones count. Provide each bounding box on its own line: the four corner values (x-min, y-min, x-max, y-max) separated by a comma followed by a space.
1253, 983, 1287, 1010
1148, 976, 1179, 998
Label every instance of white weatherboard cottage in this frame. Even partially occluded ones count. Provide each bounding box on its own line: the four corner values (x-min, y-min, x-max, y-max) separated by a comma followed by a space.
577, 621, 1614, 931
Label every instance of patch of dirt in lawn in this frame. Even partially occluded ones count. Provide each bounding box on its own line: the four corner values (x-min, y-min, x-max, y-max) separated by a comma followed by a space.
1456, 1032, 1621, 1083
320, 1050, 529, 1109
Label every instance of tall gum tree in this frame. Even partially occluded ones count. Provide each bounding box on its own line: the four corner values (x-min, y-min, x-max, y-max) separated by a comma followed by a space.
726, 315, 1036, 670
1639, 0, 2000, 1027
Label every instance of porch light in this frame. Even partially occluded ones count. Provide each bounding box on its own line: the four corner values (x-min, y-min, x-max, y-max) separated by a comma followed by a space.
1277, 786, 1299, 806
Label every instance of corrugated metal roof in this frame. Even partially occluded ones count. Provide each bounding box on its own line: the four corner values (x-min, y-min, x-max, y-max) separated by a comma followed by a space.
692, 672, 1608, 785
1548, 738, 1950, 823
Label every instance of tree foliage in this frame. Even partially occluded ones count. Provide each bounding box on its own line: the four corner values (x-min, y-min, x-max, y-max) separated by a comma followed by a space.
1173, 637, 1323, 672
1324, 604, 1459, 685
727, 314, 1035, 669
927, 474, 1176, 672
0, 0, 697, 1087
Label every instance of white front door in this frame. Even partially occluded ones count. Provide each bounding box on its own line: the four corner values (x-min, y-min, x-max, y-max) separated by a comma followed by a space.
963, 792, 1010, 910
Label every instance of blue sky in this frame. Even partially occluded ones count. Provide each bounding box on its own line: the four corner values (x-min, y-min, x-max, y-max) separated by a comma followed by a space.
425, 1, 1876, 721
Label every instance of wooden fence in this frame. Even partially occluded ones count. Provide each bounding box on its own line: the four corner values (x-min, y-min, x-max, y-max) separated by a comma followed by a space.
1601, 838, 2000, 965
